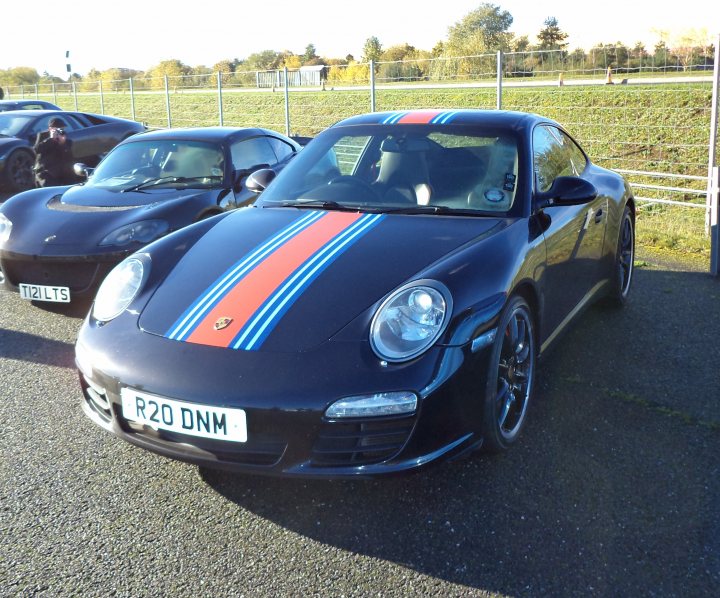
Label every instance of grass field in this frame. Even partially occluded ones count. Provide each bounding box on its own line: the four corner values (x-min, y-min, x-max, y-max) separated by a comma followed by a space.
39, 82, 716, 264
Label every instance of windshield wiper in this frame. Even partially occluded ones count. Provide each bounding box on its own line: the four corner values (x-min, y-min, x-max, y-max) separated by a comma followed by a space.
266, 199, 361, 212
378, 205, 487, 216
122, 176, 218, 193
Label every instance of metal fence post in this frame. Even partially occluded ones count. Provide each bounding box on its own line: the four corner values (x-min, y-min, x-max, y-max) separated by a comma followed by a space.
164, 75, 171, 128
72, 82, 78, 111
21, 85, 25, 99
496, 51, 503, 110
711, 166, 719, 276
284, 67, 290, 136
99, 80, 105, 115
52, 82, 57, 105
706, 35, 720, 236
129, 77, 136, 122
217, 71, 224, 126
370, 60, 376, 112
35, 84, 38, 99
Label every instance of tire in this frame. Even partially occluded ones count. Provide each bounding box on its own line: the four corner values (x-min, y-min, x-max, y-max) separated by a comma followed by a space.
606, 205, 635, 306
481, 295, 536, 453
4, 150, 35, 193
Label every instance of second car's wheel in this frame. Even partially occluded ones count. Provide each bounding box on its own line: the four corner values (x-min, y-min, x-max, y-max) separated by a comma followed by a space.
481, 295, 536, 453
4, 150, 35, 192
606, 205, 635, 306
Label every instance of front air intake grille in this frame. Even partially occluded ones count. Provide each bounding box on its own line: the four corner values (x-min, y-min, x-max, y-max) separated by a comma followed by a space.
81, 375, 112, 423
311, 416, 415, 467
2, 259, 99, 291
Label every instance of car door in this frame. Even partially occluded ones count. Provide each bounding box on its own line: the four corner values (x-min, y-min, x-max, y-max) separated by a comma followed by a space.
534, 125, 608, 337
62, 114, 119, 165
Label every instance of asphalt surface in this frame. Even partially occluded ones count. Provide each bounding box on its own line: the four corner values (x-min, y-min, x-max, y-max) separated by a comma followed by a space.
1, 246, 719, 596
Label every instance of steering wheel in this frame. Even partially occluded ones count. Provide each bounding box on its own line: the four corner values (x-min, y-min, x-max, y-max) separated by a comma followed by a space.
328, 175, 381, 201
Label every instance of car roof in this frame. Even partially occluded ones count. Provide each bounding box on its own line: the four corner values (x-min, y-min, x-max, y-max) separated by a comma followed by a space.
0, 99, 56, 106
124, 126, 287, 143
334, 109, 556, 131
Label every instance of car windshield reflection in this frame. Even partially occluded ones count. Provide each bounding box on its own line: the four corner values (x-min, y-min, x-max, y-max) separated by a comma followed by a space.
88, 140, 225, 192
258, 125, 520, 215
0, 113, 34, 136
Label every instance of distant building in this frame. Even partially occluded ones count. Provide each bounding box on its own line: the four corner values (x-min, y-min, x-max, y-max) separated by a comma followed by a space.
256, 65, 327, 88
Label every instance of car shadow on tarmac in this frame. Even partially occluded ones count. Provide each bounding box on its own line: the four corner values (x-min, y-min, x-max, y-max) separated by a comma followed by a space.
0, 328, 77, 368
200, 264, 720, 595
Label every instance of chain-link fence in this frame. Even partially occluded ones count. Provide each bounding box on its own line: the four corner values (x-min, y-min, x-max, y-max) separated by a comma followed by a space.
5, 50, 718, 251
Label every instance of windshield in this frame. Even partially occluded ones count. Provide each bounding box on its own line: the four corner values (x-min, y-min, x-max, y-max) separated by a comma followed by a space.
87, 139, 226, 191
257, 124, 521, 215
0, 113, 33, 136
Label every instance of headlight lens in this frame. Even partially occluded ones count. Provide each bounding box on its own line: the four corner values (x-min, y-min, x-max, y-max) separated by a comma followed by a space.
99, 219, 168, 247
93, 257, 146, 321
0, 213, 12, 245
370, 281, 451, 362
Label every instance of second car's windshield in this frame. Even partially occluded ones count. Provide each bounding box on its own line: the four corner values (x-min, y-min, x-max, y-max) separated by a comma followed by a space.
88, 139, 225, 191
258, 124, 521, 215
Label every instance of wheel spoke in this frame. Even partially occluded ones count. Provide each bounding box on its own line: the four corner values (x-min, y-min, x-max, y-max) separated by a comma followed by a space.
498, 388, 515, 430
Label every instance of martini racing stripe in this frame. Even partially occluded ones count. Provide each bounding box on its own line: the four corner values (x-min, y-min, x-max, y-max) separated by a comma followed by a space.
380, 110, 460, 125
184, 211, 369, 348
231, 213, 384, 350
167, 211, 324, 341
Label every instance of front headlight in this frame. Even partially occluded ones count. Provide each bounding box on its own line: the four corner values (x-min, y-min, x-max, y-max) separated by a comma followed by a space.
99, 219, 168, 247
370, 281, 452, 362
93, 256, 147, 322
0, 213, 12, 245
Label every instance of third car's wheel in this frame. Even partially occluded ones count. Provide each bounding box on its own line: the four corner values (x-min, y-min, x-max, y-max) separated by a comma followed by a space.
481, 295, 536, 453
607, 205, 635, 306
5, 150, 35, 192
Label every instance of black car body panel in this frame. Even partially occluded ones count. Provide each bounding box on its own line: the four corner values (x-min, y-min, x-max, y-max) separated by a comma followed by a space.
0, 100, 61, 112
73, 110, 635, 477
0, 127, 301, 299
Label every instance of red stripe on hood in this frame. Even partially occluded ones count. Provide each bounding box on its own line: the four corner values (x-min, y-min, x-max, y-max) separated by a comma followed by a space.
186, 211, 363, 348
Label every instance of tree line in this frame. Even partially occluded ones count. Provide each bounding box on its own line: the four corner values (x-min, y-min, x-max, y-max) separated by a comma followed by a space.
1, 3, 715, 90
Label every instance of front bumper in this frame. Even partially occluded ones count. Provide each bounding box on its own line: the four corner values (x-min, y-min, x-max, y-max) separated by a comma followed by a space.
0, 249, 130, 299
76, 316, 489, 478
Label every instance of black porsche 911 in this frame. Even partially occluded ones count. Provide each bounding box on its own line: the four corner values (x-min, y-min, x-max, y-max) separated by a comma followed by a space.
0, 127, 302, 303
0, 109, 145, 192
74, 109, 635, 478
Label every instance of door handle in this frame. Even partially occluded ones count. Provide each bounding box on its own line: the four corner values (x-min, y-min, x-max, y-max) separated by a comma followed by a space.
594, 208, 603, 223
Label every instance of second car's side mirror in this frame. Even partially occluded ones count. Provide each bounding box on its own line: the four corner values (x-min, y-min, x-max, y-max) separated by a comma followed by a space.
73, 162, 94, 179
245, 168, 277, 194
536, 176, 598, 209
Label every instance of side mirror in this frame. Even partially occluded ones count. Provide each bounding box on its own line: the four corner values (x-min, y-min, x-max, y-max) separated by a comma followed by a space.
536, 176, 598, 209
73, 162, 93, 179
245, 168, 277, 194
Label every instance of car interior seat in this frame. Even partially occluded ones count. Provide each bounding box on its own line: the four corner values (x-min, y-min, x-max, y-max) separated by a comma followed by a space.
467, 138, 518, 211
375, 137, 432, 204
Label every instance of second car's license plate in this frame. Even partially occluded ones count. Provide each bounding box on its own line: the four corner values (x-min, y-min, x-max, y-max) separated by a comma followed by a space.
120, 388, 247, 443
19, 283, 71, 303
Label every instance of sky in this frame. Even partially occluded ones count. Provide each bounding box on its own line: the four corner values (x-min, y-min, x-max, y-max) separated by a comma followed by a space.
1, 0, 718, 77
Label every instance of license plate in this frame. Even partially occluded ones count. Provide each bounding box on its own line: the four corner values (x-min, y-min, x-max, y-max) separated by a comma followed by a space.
120, 388, 247, 443
19, 283, 71, 303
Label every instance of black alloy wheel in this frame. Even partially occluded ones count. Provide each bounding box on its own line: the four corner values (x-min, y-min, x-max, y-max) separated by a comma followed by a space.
5, 150, 35, 192
608, 205, 635, 306
481, 295, 536, 452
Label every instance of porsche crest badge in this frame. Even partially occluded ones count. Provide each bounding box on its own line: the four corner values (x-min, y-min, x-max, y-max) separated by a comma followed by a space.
214, 317, 233, 331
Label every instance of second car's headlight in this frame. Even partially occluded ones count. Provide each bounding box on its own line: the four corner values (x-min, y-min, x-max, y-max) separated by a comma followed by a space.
370, 281, 452, 362
99, 220, 168, 247
0, 213, 12, 245
93, 256, 147, 322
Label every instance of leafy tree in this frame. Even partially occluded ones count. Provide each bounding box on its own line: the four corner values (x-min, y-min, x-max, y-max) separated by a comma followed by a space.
283, 55, 302, 70
302, 44, 318, 63
362, 36, 383, 63
244, 50, 282, 71
444, 3, 514, 56
537, 17, 568, 50
0, 66, 40, 87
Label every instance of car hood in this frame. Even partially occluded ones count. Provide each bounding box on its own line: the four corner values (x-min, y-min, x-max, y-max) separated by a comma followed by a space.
139, 207, 505, 353
1, 186, 217, 255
